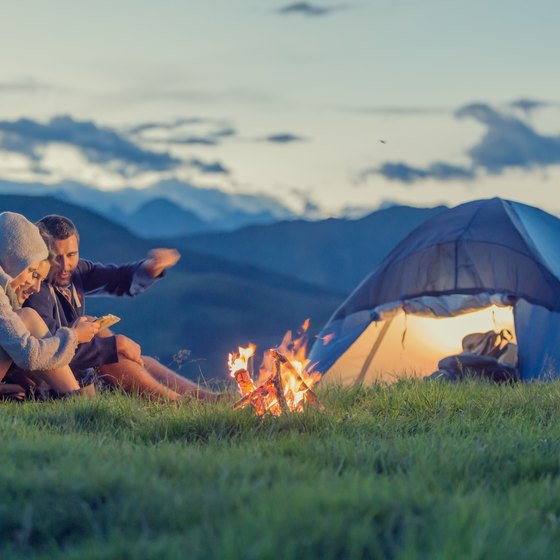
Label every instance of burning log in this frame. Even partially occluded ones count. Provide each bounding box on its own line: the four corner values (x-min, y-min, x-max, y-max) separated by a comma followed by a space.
232, 389, 256, 410
233, 384, 269, 416
229, 345, 257, 397
233, 372, 283, 416
228, 321, 323, 417
272, 357, 290, 414
233, 368, 255, 396
270, 349, 324, 412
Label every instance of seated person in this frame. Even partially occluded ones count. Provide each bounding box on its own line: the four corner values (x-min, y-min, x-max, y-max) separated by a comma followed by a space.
25, 215, 220, 402
0, 212, 99, 399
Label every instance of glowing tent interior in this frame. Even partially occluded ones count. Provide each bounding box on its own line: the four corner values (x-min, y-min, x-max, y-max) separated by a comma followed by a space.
309, 198, 560, 384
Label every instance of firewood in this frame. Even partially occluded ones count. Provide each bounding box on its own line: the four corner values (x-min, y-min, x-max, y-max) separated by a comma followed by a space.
270, 349, 324, 411
232, 349, 322, 416
233, 385, 267, 415
232, 376, 281, 416
261, 376, 282, 416
250, 387, 268, 416
272, 358, 290, 413
232, 391, 254, 410
233, 368, 256, 396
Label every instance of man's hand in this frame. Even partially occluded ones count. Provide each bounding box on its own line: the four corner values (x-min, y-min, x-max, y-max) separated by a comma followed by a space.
142, 248, 181, 278
115, 334, 144, 366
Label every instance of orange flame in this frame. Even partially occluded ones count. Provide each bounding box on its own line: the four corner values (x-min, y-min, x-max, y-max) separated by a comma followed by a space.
229, 320, 323, 416
228, 344, 256, 377
228, 344, 257, 397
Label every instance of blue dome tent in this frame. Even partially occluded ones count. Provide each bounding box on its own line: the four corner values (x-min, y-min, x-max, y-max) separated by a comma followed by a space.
309, 198, 560, 384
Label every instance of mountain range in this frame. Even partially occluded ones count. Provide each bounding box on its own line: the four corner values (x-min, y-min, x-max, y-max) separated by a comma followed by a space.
124, 198, 211, 237
0, 179, 296, 237
177, 205, 447, 293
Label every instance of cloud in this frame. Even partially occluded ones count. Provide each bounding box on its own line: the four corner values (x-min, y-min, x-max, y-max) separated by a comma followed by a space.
129, 119, 237, 147
261, 133, 306, 143
128, 118, 204, 135
0, 78, 60, 94
0, 128, 39, 160
508, 98, 550, 116
166, 137, 218, 146
364, 101, 560, 185
276, 2, 344, 17
0, 115, 180, 174
132, 86, 275, 105
456, 102, 560, 173
212, 128, 236, 139
163, 128, 237, 146
289, 187, 322, 217
371, 162, 475, 184
29, 162, 51, 176
348, 105, 450, 116
188, 159, 230, 174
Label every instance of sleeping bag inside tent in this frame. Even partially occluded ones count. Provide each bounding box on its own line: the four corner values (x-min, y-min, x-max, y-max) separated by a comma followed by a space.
309, 198, 560, 384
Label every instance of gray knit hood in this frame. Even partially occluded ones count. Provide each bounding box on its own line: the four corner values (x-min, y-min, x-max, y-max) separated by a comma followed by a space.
0, 212, 48, 281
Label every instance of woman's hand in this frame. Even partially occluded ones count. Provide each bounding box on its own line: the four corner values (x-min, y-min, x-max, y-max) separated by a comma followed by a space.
72, 317, 100, 343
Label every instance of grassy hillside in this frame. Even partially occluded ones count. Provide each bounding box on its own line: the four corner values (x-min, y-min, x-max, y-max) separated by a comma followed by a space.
0, 195, 343, 378
178, 205, 447, 293
2, 381, 560, 559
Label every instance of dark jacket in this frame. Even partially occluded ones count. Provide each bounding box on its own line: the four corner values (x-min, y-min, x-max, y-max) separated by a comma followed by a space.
24, 258, 156, 371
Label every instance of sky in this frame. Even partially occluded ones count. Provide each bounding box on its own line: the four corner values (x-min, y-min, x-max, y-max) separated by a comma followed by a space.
1, 0, 560, 217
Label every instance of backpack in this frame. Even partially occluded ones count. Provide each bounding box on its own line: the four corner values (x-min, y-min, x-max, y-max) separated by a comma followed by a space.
428, 329, 519, 382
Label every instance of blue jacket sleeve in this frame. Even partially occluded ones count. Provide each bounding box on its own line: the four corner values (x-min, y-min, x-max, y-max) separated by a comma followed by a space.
77, 259, 145, 297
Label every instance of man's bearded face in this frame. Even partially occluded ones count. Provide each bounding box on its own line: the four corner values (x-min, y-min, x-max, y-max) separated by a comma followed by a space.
51, 234, 80, 287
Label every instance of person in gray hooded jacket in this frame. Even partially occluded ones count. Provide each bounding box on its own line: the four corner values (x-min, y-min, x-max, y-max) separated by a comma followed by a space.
0, 212, 99, 396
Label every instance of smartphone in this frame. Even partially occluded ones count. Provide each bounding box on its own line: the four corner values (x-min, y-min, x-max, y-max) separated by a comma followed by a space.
93, 314, 121, 330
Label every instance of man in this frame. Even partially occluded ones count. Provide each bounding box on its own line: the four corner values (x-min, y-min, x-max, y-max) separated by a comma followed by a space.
24, 215, 218, 401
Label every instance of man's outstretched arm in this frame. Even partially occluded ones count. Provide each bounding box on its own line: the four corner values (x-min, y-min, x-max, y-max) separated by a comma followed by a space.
129, 248, 181, 295
78, 248, 181, 298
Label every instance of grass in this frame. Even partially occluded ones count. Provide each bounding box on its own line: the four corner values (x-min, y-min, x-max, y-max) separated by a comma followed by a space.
2, 380, 560, 559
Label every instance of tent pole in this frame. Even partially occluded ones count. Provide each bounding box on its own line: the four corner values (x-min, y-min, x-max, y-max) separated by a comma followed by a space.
354, 317, 393, 386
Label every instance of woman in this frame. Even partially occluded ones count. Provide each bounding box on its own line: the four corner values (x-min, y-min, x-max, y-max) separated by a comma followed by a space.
0, 211, 99, 397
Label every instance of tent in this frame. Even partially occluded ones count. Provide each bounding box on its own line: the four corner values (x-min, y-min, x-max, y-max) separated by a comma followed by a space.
309, 198, 560, 384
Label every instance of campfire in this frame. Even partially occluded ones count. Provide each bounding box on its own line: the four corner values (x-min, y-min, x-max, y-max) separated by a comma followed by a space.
228, 320, 324, 416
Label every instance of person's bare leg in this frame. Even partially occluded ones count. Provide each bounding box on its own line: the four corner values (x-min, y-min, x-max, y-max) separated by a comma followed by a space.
95, 328, 215, 401
98, 357, 182, 401
17, 308, 82, 394
96, 328, 181, 400
142, 356, 221, 399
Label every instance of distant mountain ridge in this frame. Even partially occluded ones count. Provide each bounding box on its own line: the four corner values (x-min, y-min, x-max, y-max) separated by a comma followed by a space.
125, 198, 211, 238
177, 205, 447, 293
0, 178, 296, 237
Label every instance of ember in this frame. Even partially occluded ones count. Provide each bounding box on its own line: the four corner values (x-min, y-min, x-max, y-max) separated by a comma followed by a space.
228, 321, 323, 416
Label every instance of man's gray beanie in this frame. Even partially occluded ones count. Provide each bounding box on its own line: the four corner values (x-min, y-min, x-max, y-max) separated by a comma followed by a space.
0, 212, 48, 280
